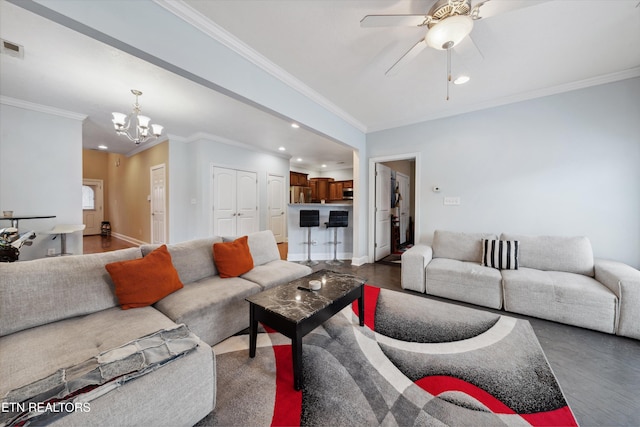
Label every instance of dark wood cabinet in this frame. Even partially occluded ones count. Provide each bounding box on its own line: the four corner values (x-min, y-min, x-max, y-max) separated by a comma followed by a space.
309, 178, 333, 202
329, 181, 344, 201
290, 171, 308, 187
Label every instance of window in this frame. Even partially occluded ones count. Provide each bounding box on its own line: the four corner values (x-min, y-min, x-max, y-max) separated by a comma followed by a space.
82, 185, 95, 210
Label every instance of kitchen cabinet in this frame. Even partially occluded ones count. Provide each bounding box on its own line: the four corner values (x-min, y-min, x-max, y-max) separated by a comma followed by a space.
290, 171, 308, 187
329, 181, 343, 201
309, 178, 333, 202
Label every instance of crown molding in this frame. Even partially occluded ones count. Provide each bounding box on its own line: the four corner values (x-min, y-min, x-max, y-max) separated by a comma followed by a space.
124, 136, 168, 158
152, 0, 367, 133
368, 67, 640, 133
169, 131, 291, 160
0, 96, 87, 121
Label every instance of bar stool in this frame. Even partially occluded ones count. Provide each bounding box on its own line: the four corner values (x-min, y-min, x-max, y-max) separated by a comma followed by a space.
325, 210, 349, 265
300, 210, 319, 266
46, 224, 86, 256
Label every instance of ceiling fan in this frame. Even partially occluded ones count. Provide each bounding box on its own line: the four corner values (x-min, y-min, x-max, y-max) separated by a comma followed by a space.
361, 0, 491, 77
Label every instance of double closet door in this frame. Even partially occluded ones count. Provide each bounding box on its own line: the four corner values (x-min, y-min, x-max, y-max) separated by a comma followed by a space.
211, 167, 258, 237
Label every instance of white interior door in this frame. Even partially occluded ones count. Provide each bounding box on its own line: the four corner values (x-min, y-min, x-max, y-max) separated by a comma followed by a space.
396, 172, 410, 245
212, 167, 237, 236
375, 163, 391, 261
236, 170, 258, 236
268, 173, 286, 243
82, 179, 103, 235
150, 164, 166, 244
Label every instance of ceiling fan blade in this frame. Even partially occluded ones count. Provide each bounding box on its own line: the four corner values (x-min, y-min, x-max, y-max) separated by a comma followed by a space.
473, 0, 550, 20
385, 38, 427, 76
453, 34, 483, 66
360, 14, 427, 28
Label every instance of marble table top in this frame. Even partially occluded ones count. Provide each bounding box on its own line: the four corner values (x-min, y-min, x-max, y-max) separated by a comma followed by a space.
246, 269, 366, 324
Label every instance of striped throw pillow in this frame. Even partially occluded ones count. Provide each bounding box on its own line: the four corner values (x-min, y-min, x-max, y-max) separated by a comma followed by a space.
482, 239, 519, 270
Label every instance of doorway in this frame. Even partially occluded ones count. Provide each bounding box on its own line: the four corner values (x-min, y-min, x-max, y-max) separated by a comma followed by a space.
150, 164, 167, 244
82, 178, 104, 235
368, 153, 420, 263
267, 173, 286, 243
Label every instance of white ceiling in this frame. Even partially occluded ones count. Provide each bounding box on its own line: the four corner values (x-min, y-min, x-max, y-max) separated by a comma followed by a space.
2, 0, 639, 172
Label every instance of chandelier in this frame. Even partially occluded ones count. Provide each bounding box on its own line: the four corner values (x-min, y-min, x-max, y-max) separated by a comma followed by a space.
112, 89, 163, 145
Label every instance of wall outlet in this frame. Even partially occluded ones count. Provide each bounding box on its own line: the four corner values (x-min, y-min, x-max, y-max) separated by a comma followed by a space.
47, 248, 56, 256
444, 197, 461, 206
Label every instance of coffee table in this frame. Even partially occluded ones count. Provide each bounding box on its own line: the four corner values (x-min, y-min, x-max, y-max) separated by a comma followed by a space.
246, 269, 366, 390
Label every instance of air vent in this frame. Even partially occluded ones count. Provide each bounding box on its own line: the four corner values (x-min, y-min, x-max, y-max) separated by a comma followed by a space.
1, 39, 24, 59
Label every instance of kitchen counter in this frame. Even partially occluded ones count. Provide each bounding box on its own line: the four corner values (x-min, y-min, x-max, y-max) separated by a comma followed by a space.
287, 204, 353, 262
288, 202, 353, 207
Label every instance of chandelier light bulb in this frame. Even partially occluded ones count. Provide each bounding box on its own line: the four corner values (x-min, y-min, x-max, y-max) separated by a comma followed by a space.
151, 124, 164, 137
137, 115, 151, 129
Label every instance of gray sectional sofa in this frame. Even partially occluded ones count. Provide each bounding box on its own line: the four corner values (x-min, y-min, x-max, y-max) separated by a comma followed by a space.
402, 230, 640, 340
0, 230, 311, 426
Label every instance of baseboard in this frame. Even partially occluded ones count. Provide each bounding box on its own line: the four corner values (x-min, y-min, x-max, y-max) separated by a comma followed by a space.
350, 255, 369, 266
110, 232, 148, 247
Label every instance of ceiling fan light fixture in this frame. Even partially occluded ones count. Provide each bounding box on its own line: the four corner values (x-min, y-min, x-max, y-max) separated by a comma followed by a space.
425, 15, 474, 50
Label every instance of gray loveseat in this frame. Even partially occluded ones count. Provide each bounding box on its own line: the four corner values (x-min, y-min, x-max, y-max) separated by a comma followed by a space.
401, 230, 640, 340
0, 230, 311, 426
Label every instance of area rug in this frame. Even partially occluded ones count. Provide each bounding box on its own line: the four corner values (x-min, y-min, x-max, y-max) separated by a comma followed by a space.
197, 286, 577, 426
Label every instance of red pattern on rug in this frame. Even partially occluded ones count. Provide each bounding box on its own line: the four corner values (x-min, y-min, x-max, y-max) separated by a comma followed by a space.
355, 285, 577, 427
351, 284, 380, 330
270, 344, 302, 426
265, 285, 577, 427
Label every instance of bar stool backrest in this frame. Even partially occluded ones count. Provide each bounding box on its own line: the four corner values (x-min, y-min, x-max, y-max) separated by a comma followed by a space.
300, 210, 320, 227
327, 211, 349, 228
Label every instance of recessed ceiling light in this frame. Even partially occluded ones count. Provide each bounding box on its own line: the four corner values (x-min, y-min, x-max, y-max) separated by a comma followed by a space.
98, 145, 108, 150
321, 164, 327, 168
296, 158, 303, 162
278, 146, 286, 151
291, 123, 300, 129
453, 75, 470, 85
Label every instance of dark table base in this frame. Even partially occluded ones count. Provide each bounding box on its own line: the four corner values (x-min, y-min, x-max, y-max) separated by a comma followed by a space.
249, 284, 364, 390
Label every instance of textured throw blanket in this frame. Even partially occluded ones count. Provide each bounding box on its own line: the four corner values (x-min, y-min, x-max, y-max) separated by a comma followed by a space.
1, 324, 200, 427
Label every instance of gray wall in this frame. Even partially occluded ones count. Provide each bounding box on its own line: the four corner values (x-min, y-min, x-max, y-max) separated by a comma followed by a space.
169, 136, 290, 243
367, 78, 640, 268
0, 102, 84, 260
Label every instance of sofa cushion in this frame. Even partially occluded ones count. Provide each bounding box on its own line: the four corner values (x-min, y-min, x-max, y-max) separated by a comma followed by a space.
141, 236, 223, 284
426, 258, 503, 309
0, 306, 177, 397
0, 306, 214, 427
482, 239, 519, 270
213, 236, 254, 278
241, 260, 312, 290
432, 230, 498, 263
105, 245, 184, 309
0, 248, 142, 337
247, 230, 281, 266
500, 233, 594, 276
153, 276, 262, 346
502, 268, 617, 333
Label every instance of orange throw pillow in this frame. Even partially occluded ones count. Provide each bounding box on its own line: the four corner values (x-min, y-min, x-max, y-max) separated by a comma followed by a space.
213, 236, 254, 278
105, 245, 184, 309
